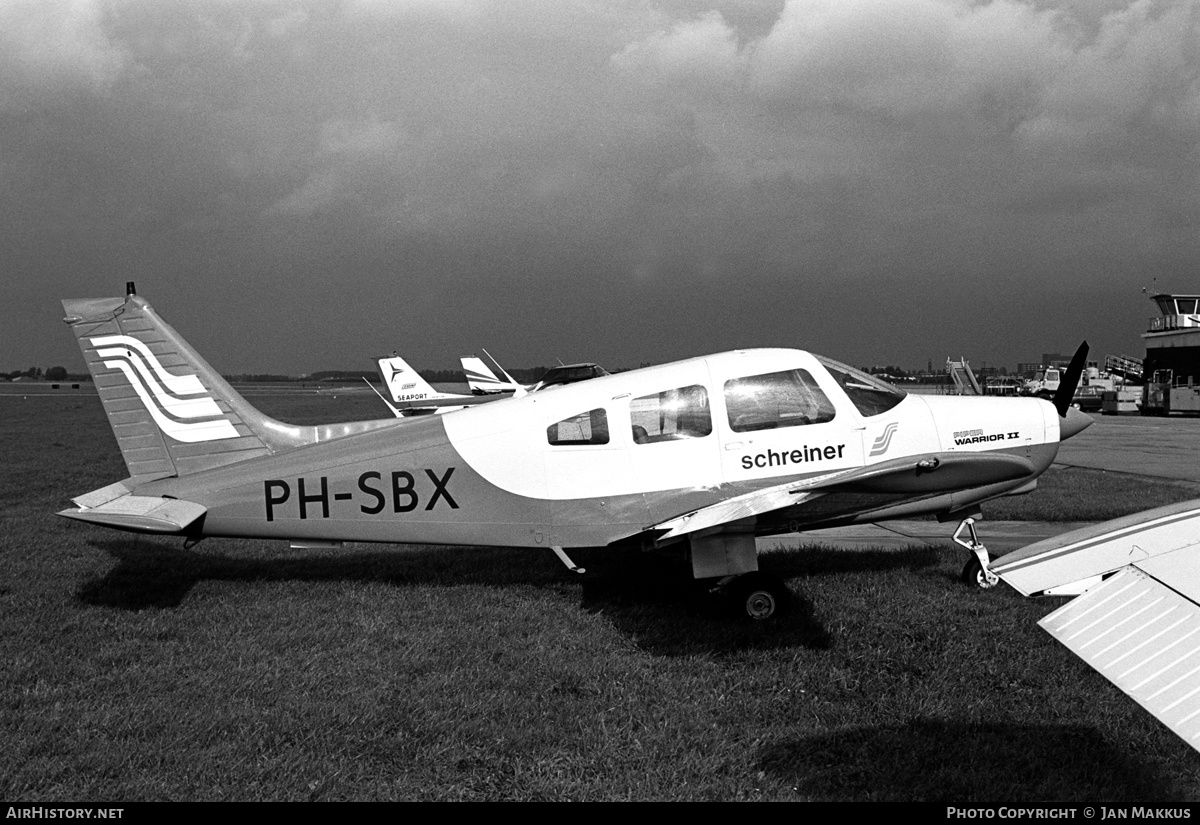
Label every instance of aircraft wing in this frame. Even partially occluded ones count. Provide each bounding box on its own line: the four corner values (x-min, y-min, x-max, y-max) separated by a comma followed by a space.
991, 500, 1200, 597
653, 479, 824, 540
651, 451, 1037, 540
991, 500, 1200, 755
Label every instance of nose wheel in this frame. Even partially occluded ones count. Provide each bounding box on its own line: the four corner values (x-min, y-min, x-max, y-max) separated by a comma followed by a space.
953, 517, 998, 589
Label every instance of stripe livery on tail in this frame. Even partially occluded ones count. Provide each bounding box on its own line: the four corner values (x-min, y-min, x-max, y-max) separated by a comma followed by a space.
64, 286, 399, 483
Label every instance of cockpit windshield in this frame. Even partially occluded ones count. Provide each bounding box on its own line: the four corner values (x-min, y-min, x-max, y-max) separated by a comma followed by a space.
815, 356, 906, 417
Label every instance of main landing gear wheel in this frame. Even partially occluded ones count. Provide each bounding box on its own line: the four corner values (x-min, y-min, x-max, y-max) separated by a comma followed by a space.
728, 572, 791, 621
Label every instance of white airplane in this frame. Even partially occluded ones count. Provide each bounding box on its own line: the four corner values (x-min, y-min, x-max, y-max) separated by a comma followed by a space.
460, 352, 608, 396
372, 349, 536, 417
461, 351, 527, 397
371, 352, 488, 416
991, 500, 1200, 754
58, 285, 1093, 620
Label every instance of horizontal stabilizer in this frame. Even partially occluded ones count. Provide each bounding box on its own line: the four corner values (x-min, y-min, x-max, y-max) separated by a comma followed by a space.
992, 500, 1200, 597
58, 495, 206, 534
71, 480, 133, 509
1038, 567, 1200, 754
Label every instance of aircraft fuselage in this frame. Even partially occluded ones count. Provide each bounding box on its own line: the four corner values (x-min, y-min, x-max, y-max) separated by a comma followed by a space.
135, 349, 1063, 550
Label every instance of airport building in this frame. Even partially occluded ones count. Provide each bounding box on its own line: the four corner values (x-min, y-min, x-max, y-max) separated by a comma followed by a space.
1142, 293, 1200, 415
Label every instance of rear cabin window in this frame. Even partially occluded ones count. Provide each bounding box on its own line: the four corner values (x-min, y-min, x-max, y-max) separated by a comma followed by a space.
724, 369, 836, 432
816, 357, 906, 417
630, 385, 712, 444
547, 408, 609, 445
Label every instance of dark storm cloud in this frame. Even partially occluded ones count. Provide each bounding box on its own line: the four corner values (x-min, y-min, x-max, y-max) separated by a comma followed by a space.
3, 0, 1197, 375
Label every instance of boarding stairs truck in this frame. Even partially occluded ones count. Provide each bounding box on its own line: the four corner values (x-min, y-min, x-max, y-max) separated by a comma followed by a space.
945, 357, 981, 395
1100, 354, 1143, 415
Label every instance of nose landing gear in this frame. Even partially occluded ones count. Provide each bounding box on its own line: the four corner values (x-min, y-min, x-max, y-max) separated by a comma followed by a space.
953, 517, 998, 589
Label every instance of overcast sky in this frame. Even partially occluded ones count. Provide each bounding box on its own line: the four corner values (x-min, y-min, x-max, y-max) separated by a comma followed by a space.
4, 0, 1198, 375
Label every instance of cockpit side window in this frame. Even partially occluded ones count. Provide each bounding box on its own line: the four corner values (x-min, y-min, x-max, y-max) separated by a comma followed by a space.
547, 408, 609, 445
816, 357, 906, 417
724, 370, 836, 432
630, 384, 712, 444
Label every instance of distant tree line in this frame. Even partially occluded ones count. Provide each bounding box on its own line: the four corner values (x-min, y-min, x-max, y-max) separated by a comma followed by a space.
17, 361, 1002, 387
1, 366, 83, 381
226, 373, 302, 382
861, 365, 914, 379
227, 367, 558, 384
417, 366, 553, 384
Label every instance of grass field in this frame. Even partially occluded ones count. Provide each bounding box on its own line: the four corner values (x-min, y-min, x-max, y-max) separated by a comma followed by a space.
3, 395, 1199, 801
982, 464, 1200, 522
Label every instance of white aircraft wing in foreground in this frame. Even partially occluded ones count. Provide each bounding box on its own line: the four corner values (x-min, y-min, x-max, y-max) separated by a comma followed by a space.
991, 500, 1200, 754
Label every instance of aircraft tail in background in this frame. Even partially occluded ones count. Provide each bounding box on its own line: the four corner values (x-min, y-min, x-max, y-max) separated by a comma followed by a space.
372, 352, 499, 413
460, 350, 527, 397
461, 355, 505, 394
460, 352, 525, 397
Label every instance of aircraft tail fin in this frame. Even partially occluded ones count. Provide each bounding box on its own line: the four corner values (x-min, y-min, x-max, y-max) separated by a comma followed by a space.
461, 351, 525, 396
482, 348, 527, 398
375, 353, 465, 404
461, 355, 503, 394
62, 285, 385, 483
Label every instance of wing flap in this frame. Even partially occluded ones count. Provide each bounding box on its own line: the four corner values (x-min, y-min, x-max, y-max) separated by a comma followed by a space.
655, 484, 819, 539
1137, 541, 1200, 605
1039, 567, 1200, 754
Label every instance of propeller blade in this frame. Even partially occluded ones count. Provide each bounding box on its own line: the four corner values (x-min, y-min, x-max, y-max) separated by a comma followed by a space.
1052, 341, 1089, 418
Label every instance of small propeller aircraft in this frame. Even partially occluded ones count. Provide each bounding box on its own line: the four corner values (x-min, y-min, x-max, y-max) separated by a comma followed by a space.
461, 352, 527, 396
370, 352, 491, 416
58, 284, 1093, 620
460, 352, 608, 395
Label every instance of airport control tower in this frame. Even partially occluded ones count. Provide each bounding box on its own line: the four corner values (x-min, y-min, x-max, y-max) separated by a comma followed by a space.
1142, 293, 1200, 415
